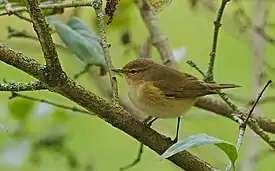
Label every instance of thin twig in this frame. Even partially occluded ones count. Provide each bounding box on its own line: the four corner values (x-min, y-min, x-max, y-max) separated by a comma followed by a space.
225, 80, 272, 171
205, 0, 230, 82
193, 96, 275, 136
186, 60, 206, 78
216, 90, 239, 113
186, 64, 240, 120
245, 10, 267, 167
0, 1, 93, 16
6, 26, 67, 49
9, 92, 93, 115
92, 0, 119, 104
0, 81, 46, 91
244, 80, 272, 124
7, 26, 38, 40
225, 118, 245, 171
186, 60, 240, 113
13, 13, 32, 22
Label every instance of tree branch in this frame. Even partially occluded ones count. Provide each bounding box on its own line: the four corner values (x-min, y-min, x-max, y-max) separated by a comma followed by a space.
206, 0, 230, 82
186, 59, 275, 152
1, 0, 274, 169
226, 80, 272, 171
0, 44, 215, 171
0, 45, 44, 77
137, 0, 177, 68
0, 81, 46, 91
10, 92, 92, 115
195, 95, 275, 151
0, 1, 93, 16
25, 0, 62, 73
91, 0, 119, 104
195, 97, 275, 134
241, 1, 267, 169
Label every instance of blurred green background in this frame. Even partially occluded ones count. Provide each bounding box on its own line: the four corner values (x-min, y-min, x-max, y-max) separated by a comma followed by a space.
0, 0, 275, 171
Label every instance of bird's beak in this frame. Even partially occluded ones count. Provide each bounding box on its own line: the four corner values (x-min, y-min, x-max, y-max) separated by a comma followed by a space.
111, 68, 124, 76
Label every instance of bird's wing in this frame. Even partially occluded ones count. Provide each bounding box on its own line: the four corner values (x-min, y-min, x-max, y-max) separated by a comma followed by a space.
152, 73, 215, 99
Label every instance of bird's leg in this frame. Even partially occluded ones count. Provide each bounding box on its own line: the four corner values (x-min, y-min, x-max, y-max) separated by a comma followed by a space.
142, 116, 153, 124
146, 117, 158, 126
172, 117, 181, 143
120, 117, 158, 171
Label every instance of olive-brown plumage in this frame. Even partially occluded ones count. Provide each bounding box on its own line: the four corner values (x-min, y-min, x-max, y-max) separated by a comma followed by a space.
113, 58, 240, 118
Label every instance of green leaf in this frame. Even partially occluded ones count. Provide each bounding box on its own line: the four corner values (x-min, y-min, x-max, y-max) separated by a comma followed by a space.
8, 99, 34, 121
160, 133, 238, 169
67, 17, 101, 43
47, 16, 107, 74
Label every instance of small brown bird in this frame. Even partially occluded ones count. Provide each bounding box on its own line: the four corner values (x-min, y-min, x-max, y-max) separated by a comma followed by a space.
112, 58, 240, 142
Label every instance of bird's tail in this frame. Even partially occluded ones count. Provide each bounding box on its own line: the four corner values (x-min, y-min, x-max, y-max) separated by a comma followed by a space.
207, 83, 241, 90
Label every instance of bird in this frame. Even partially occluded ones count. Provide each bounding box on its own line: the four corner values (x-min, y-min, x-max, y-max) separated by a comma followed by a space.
112, 58, 240, 142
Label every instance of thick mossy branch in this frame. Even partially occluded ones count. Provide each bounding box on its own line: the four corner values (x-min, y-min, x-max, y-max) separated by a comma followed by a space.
0, 45, 45, 77
0, 81, 46, 91
25, 0, 62, 73
0, 44, 215, 171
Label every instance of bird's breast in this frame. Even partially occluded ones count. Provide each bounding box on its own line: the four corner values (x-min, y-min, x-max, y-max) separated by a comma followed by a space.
127, 83, 196, 118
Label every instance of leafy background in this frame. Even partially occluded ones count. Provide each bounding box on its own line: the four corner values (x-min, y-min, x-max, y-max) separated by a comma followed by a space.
0, 0, 275, 171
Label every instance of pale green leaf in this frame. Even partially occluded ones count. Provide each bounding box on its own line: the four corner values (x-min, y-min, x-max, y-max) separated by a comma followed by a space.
47, 16, 107, 74
160, 133, 238, 169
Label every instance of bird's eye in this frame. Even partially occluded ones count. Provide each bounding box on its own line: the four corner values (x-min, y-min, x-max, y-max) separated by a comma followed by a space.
130, 69, 137, 74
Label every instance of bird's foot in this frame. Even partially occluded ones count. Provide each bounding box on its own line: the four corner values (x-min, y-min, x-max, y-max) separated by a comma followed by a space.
172, 137, 178, 144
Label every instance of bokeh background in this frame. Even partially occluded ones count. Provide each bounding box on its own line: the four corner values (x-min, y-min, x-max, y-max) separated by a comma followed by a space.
0, 0, 275, 171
